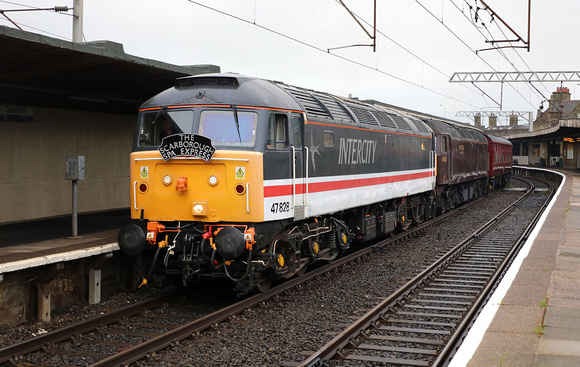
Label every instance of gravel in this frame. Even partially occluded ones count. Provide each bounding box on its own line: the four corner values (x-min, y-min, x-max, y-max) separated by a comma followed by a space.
143, 188, 523, 366
0, 187, 525, 366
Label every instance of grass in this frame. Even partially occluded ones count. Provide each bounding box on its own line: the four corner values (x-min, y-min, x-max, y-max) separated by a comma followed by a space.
540, 295, 549, 307
489, 352, 508, 366
534, 320, 546, 336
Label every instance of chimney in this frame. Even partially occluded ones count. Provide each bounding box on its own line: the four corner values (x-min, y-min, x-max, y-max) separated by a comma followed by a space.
552, 87, 571, 101
474, 114, 481, 128
489, 115, 497, 128
510, 114, 518, 126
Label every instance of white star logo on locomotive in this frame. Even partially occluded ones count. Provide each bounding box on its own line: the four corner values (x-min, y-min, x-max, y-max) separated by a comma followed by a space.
309, 134, 322, 171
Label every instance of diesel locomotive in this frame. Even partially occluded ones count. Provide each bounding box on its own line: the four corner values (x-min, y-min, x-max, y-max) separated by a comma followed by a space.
118, 73, 512, 293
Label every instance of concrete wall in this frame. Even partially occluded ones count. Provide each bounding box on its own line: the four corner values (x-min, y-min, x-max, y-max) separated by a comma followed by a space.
0, 106, 134, 224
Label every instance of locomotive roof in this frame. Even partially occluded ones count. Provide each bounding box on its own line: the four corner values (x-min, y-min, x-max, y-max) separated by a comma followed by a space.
140, 73, 303, 111
424, 119, 488, 143
141, 73, 432, 136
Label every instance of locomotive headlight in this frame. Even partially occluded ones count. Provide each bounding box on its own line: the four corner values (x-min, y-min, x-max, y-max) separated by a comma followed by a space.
192, 202, 207, 216
162, 175, 172, 186
208, 175, 218, 186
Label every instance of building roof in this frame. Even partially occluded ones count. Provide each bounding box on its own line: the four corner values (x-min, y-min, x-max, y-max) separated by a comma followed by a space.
0, 26, 219, 114
543, 99, 580, 116
503, 119, 580, 142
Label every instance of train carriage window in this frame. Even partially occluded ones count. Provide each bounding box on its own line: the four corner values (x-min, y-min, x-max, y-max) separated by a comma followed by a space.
199, 110, 257, 147
267, 114, 289, 150
421, 141, 426, 150
323, 131, 334, 148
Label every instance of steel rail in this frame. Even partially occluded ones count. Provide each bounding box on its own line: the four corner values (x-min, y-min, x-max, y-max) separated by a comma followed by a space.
90, 191, 490, 366
0, 186, 495, 366
299, 177, 543, 366
0, 294, 170, 363
435, 177, 555, 366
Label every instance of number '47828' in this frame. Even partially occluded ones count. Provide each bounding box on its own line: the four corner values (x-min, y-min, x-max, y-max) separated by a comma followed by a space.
270, 202, 290, 213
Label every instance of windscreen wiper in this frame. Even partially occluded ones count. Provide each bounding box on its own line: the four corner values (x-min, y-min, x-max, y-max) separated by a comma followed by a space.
232, 105, 243, 144
151, 106, 167, 126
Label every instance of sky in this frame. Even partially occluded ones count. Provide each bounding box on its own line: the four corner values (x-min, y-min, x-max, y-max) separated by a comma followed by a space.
2, 0, 580, 127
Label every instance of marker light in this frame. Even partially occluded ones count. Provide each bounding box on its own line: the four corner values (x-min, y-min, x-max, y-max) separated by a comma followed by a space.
208, 175, 218, 186
235, 183, 246, 195
162, 175, 172, 186
139, 182, 148, 193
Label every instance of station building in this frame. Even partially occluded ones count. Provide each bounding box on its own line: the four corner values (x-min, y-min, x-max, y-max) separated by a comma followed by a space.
481, 87, 580, 169
0, 25, 219, 225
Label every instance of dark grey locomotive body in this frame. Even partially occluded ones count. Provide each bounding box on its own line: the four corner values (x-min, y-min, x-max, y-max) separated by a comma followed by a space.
119, 72, 510, 293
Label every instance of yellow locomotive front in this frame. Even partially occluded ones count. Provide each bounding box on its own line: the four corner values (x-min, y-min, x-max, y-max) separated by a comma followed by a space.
119, 104, 271, 291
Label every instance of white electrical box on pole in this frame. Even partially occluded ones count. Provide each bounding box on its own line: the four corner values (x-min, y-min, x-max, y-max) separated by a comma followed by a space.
73, 0, 84, 42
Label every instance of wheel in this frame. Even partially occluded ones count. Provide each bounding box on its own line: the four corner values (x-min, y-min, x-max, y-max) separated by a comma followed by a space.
255, 273, 272, 293
322, 248, 340, 263
296, 264, 308, 277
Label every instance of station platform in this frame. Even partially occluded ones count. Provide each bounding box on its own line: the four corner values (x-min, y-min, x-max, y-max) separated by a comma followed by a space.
0, 210, 128, 271
451, 168, 580, 367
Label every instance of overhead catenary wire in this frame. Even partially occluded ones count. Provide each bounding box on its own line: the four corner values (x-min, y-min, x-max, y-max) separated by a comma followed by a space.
416, 0, 537, 111
0, 0, 73, 39
453, 0, 557, 115
454, 0, 551, 99
450, 0, 544, 105
188, 0, 478, 109
332, 0, 484, 101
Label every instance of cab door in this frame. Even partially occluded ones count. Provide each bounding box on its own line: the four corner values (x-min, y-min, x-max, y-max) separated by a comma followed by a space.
291, 113, 307, 220
436, 134, 451, 185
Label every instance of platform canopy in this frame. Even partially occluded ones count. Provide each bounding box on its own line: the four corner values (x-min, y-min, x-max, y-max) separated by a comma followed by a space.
0, 26, 219, 114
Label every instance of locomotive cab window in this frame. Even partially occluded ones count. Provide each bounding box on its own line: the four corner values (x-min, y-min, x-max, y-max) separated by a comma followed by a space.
267, 114, 288, 150
137, 110, 191, 147
199, 110, 257, 148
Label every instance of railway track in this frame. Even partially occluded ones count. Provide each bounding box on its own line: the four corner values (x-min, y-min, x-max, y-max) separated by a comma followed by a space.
0, 177, 547, 366
297, 176, 555, 366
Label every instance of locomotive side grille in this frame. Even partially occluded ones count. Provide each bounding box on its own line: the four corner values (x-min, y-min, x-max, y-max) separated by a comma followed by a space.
290, 89, 332, 118
457, 129, 470, 139
373, 111, 398, 129
409, 118, 430, 133
349, 106, 379, 126
442, 124, 461, 138
280, 86, 333, 119
389, 113, 412, 131
464, 130, 478, 141
314, 93, 353, 122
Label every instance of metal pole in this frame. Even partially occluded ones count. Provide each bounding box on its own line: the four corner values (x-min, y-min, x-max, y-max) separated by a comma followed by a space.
72, 179, 78, 237
73, 0, 83, 42
373, 0, 376, 52
527, 0, 531, 51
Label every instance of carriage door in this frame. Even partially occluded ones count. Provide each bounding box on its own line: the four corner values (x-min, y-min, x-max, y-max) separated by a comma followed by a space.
437, 134, 451, 185
291, 113, 307, 220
